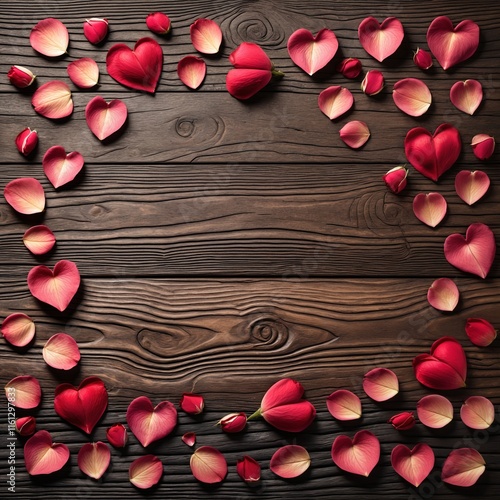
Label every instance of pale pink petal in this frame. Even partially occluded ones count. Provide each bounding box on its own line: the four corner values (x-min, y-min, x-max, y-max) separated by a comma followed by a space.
287, 28, 338, 76
177, 56, 206, 90
465, 318, 497, 347
460, 396, 495, 430
129, 455, 163, 489
43, 333, 80, 370
441, 448, 485, 487
391, 444, 435, 487
30, 18, 69, 57
182, 432, 196, 447
393, 78, 432, 116
318, 86, 353, 120
412, 192, 447, 227
455, 170, 490, 205
67, 58, 99, 88
85, 96, 128, 141
339, 121, 370, 149
32, 81, 73, 119
4, 178, 45, 215
1, 312, 35, 347
331, 430, 380, 477
43, 145, 84, 189
270, 445, 311, 479
363, 367, 399, 402
450, 80, 483, 115
427, 277, 459, 312
23, 225, 56, 255
471, 134, 495, 160
5, 375, 41, 409
358, 17, 404, 62
78, 442, 111, 480
444, 223, 496, 279
190, 446, 227, 484
24, 430, 70, 475
326, 390, 362, 420
126, 396, 177, 447
417, 394, 454, 428
28, 260, 80, 312
190, 19, 222, 54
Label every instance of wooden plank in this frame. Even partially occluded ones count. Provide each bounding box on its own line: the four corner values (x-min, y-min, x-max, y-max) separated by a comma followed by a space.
0, 278, 499, 499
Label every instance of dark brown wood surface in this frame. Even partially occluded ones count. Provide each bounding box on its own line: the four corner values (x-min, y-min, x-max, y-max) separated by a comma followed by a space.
1, 1, 499, 499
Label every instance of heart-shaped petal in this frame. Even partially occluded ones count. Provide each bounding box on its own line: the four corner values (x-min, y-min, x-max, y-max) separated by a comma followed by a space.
431, 336, 467, 381
226, 68, 272, 100
67, 58, 99, 88
43, 333, 80, 370
427, 277, 459, 311
270, 445, 311, 479
32, 81, 73, 119
393, 78, 432, 117
471, 134, 495, 160
465, 317, 497, 347
190, 446, 227, 484
339, 121, 370, 149
318, 86, 353, 120
358, 17, 404, 62
177, 56, 206, 90
24, 430, 70, 475
455, 170, 490, 205
417, 394, 454, 428
391, 444, 435, 487
23, 225, 56, 255
331, 430, 380, 477
427, 17, 479, 70
441, 448, 485, 487
326, 389, 362, 421
5, 375, 41, 409
413, 192, 447, 227
450, 80, 483, 115
106, 37, 163, 94
42, 145, 84, 189
460, 396, 495, 430
190, 19, 222, 54
287, 28, 338, 76
444, 223, 496, 279
126, 396, 177, 447
27, 260, 80, 312
54, 377, 108, 434
129, 455, 163, 489
30, 18, 69, 57
85, 96, 128, 141
78, 442, 110, 480
363, 367, 399, 401
1, 313, 35, 347
404, 123, 461, 182
4, 177, 45, 215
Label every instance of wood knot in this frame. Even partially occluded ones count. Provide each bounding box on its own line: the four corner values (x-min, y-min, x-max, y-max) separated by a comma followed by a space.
175, 118, 195, 138
249, 316, 288, 345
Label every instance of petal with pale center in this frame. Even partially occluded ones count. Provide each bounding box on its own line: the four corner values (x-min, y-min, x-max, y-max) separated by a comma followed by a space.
129, 455, 163, 489
30, 18, 69, 57
460, 396, 495, 430
43, 145, 84, 189
177, 56, 206, 90
78, 442, 111, 480
24, 430, 70, 475
417, 394, 454, 428
270, 445, 311, 479
339, 121, 370, 149
5, 375, 41, 409
441, 448, 485, 487
318, 86, 354, 120
1, 312, 35, 347
4, 177, 45, 215
391, 443, 435, 487
427, 277, 459, 311
331, 430, 380, 477
326, 389, 362, 421
412, 192, 447, 227
67, 58, 99, 88
393, 78, 432, 116
43, 333, 80, 370
450, 79, 483, 115
455, 170, 490, 205
85, 96, 128, 141
190, 446, 227, 484
32, 80, 73, 119
190, 19, 222, 54
363, 367, 399, 401
23, 225, 56, 255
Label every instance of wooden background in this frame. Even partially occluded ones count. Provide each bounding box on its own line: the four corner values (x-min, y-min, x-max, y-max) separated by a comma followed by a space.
1, 0, 499, 498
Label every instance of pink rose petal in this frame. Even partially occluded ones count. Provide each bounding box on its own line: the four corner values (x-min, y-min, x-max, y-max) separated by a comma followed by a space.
318, 86, 353, 120
412, 192, 447, 227
5, 375, 41, 409
471, 134, 495, 160
30, 18, 69, 57
339, 121, 370, 149
24, 430, 70, 475
417, 394, 454, 428
427, 277, 459, 312
16, 416, 36, 436
42, 145, 84, 189
182, 432, 196, 447
270, 445, 311, 479
361, 70, 384, 96
177, 56, 206, 90
358, 17, 404, 62
455, 170, 490, 206
287, 28, 338, 76
326, 389, 362, 421
363, 367, 399, 402
190, 18, 222, 54
85, 96, 128, 141
450, 80, 483, 115
237, 455, 261, 483
391, 443, 435, 487
43, 333, 80, 370
32, 81, 73, 119
441, 448, 485, 487
78, 442, 110, 480
4, 178, 45, 215
67, 58, 99, 89
331, 430, 380, 477
129, 455, 163, 489
23, 225, 56, 255
465, 318, 497, 347
190, 446, 227, 484
460, 396, 495, 430
1, 312, 35, 347
393, 78, 432, 117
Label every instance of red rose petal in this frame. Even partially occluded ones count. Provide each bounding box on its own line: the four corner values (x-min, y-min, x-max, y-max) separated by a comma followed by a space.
5, 375, 41, 409
43, 145, 84, 188
181, 432, 196, 447
471, 134, 495, 160
4, 177, 45, 215
190, 446, 227, 484
24, 430, 70, 475
43, 333, 80, 370
270, 445, 311, 479
190, 19, 222, 54
78, 441, 110, 480
237, 455, 261, 482
83, 18, 109, 45
30, 18, 69, 57
465, 317, 497, 347
1, 312, 35, 347
23, 225, 56, 255
106, 423, 128, 448
129, 455, 163, 489
32, 81, 73, 119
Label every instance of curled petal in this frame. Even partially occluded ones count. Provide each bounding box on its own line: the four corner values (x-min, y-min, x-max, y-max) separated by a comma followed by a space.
412, 192, 447, 227
226, 68, 272, 100
383, 166, 408, 194
218, 412, 247, 433
179, 392, 204, 414
15, 127, 38, 156
465, 318, 497, 347
30, 18, 69, 57
262, 400, 316, 432
326, 389, 362, 421
270, 445, 311, 479
190, 18, 222, 54
67, 58, 99, 88
5, 375, 41, 409
83, 18, 109, 45
129, 455, 163, 489
16, 416, 36, 436
331, 430, 380, 477
78, 442, 110, 480
261, 378, 305, 411
413, 48, 433, 70
4, 177, 45, 215
32, 80, 73, 119
427, 277, 459, 312
388, 412, 416, 430
24, 430, 70, 475
106, 423, 128, 448
181, 432, 196, 447
43, 333, 80, 370
460, 396, 495, 429
146, 12, 171, 35
391, 443, 435, 487
455, 170, 490, 206
417, 394, 454, 428
393, 78, 432, 116
441, 448, 485, 487
318, 86, 353, 120
177, 56, 206, 90
8, 65, 36, 88
361, 70, 384, 96
85, 96, 128, 141
337, 58, 362, 79
471, 134, 495, 160
339, 121, 370, 149
450, 80, 483, 115
358, 17, 404, 62
237, 455, 261, 482
43, 145, 84, 189
363, 367, 399, 402
190, 446, 227, 484
1, 312, 35, 347
229, 42, 272, 70
23, 225, 56, 255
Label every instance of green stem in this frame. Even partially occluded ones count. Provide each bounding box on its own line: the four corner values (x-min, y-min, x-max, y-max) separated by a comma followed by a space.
272, 69, 285, 79
247, 408, 262, 421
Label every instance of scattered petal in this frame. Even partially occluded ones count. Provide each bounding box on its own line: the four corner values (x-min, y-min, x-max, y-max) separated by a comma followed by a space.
129, 455, 163, 489
237, 455, 261, 482
455, 170, 490, 206
67, 58, 99, 88
465, 318, 497, 347
331, 430, 380, 477
383, 166, 408, 194
146, 12, 171, 35
388, 411, 416, 430
363, 367, 399, 402
427, 277, 459, 311
471, 134, 495, 160
5, 375, 41, 409
16, 416, 36, 436
450, 80, 483, 115
182, 432, 196, 447
23, 225, 56, 255
441, 448, 485, 487
43, 333, 80, 370
361, 70, 384, 96
417, 394, 454, 428
24, 430, 70, 475
30, 18, 69, 57
326, 389, 362, 421
460, 396, 495, 430
318, 86, 353, 120
177, 56, 206, 89
391, 443, 435, 487
339, 121, 370, 149
229, 42, 272, 70
412, 192, 447, 227
15, 127, 38, 157
43, 145, 84, 189
337, 58, 362, 79
358, 17, 404, 62
226, 68, 273, 100
413, 48, 433, 70
78, 442, 110, 480
393, 78, 432, 116
180, 393, 204, 414
270, 445, 311, 479
1, 312, 35, 347
8, 66, 36, 88
190, 19, 222, 54
106, 423, 128, 448
83, 18, 108, 45
4, 177, 45, 215
190, 446, 227, 484
85, 96, 128, 141
32, 80, 73, 119
218, 412, 247, 433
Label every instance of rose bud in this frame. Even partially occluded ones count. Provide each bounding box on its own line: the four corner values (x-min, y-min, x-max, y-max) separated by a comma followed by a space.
83, 18, 109, 45
218, 412, 247, 433
413, 48, 433, 70
106, 423, 128, 448
16, 416, 36, 436
146, 12, 171, 35
237, 455, 261, 482
8, 65, 36, 88
337, 58, 362, 79
388, 412, 416, 430
361, 69, 384, 96
15, 127, 38, 156
383, 166, 408, 194
471, 134, 495, 160
465, 318, 497, 347
179, 392, 204, 414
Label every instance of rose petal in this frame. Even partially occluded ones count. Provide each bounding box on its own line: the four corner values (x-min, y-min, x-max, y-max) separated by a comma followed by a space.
4, 177, 45, 215
358, 17, 404, 62
237, 455, 261, 482
23, 225, 56, 255
455, 170, 490, 205
465, 318, 497, 347
179, 393, 204, 414
177, 56, 206, 90
190, 446, 227, 484
5, 375, 41, 409
339, 121, 370, 149
226, 68, 272, 100
393, 78, 432, 116
326, 389, 362, 421
1, 312, 35, 347
417, 394, 454, 428
16, 416, 36, 436
83, 18, 109, 45
331, 430, 380, 477
261, 378, 304, 410
471, 134, 495, 160
190, 18, 222, 54
229, 42, 272, 70
427, 278, 459, 312
460, 396, 495, 430
30, 18, 69, 57
361, 70, 384, 96
15, 127, 38, 156
363, 367, 399, 402
441, 448, 485, 487
391, 443, 435, 487
129, 455, 163, 489
181, 432, 196, 447
43, 145, 84, 189
67, 58, 99, 89
78, 442, 110, 480
270, 445, 311, 479
261, 400, 316, 432
412, 192, 447, 227
32, 81, 73, 119
43, 333, 80, 370
146, 12, 171, 35
106, 423, 128, 448
24, 430, 70, 475
413, 48, 433, 70
450, 80, 483, 115
318, 86, 354, 120
85, 96, 128, 141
